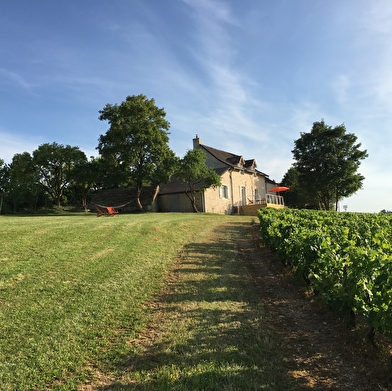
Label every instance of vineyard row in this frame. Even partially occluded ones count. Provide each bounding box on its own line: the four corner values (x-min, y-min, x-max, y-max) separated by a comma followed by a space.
258, 208, 392, 340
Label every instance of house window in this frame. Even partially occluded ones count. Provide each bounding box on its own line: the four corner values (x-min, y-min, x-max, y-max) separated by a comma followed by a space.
254, 189, 259, 202
220, 185, 229, 199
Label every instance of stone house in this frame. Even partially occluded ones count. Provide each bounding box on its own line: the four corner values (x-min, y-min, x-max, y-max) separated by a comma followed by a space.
158, 135, 282, 215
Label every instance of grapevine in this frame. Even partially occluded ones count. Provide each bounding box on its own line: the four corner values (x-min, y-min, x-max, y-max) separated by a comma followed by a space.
258, 208, 392, 339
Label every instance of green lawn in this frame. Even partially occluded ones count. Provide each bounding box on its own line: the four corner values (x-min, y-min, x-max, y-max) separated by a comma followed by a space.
0, 212, 288, 390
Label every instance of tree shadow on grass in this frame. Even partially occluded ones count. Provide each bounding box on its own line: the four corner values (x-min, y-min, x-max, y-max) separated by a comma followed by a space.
90, 221, 309, 391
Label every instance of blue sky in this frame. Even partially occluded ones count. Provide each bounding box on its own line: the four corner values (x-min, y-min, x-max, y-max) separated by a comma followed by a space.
1, 0, 392, 212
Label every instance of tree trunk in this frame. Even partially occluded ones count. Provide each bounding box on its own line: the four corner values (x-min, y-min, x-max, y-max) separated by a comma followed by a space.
136, 184, 143, 211
185, 190, 199, 212
190, 197, 199, 213
82, 197, 88, 212
54, 189, 62, 207
0, 195, 3, 214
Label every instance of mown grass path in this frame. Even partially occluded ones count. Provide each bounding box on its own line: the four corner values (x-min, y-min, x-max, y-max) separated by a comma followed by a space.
80, 218, 291, 391
2, 213, 287, 390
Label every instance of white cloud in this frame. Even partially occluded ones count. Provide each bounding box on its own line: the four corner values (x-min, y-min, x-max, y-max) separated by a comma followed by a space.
0, 68, 35, 91
179, 0, 275, 147
182, 0, 238, 26
344, 2, 392, 111
360, 1, 392, 35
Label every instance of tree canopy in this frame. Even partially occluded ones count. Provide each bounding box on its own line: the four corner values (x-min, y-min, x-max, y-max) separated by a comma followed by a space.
97, 94, 177, 210
8, 152, 42, 212
176, 148, 221, 212
33, 142, 87, 207
292, 120, 368, 210
0, 159, 9, 214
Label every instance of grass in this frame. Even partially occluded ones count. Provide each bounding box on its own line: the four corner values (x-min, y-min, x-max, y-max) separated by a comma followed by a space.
110, 220, 291, 391
0, 212, 290, 390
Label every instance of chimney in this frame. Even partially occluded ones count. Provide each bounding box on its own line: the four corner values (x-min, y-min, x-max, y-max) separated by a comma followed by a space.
193, 134, 201, 149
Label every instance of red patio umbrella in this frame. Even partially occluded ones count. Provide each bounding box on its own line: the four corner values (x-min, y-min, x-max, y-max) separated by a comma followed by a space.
268, 186, 289, 193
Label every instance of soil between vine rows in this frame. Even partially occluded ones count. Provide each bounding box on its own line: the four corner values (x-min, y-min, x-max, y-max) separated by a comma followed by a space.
238, 225, 392, 390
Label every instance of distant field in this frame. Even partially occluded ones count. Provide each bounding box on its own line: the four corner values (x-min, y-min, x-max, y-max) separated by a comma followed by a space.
0, 212, 252, 390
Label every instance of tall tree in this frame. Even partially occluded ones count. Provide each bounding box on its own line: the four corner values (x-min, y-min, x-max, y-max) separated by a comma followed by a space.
67, 158, 100, 212
33, 142, 87, 207
176, 148, 221, 212
97, 94, 176, 210
292, 120, 368, 210
0, 159, 10, 214
8, 152, 42, 212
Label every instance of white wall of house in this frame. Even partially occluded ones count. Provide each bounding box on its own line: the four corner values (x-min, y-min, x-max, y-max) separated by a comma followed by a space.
229, 169, 266, 206
203, 170, 232, 214
203, 168, 266, 214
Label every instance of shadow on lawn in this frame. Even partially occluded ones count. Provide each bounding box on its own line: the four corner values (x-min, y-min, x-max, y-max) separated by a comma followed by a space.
94, 221, 298, 391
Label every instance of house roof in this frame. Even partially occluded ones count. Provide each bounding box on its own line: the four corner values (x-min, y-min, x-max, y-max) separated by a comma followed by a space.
201, 145, 244, 166
200, 144, 268, 177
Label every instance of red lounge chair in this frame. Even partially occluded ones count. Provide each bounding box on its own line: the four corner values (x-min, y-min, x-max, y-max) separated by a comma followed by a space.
106, 206, 119, 215
96, 207, 107, 217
